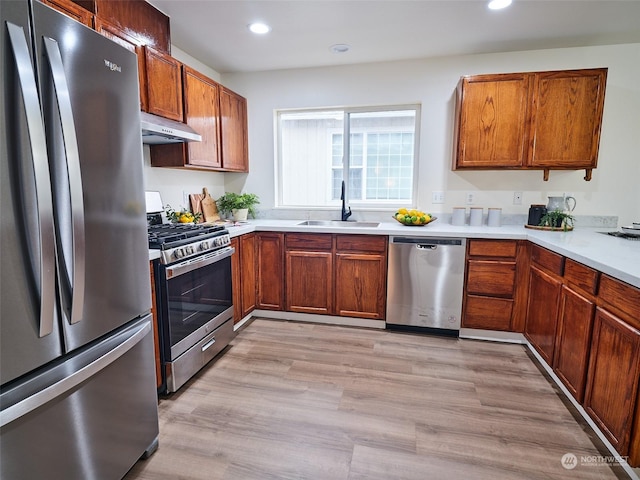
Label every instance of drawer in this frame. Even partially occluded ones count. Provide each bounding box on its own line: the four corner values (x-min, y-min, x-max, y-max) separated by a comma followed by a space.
466, 260, 516, 297
463, 295, 514, 331
531, 244, 564, 276
336, 234, 387, 253
598, 275, 640, 329
564, 258, 599, 296
285, 233, 332, 251
468, 239, 517, 258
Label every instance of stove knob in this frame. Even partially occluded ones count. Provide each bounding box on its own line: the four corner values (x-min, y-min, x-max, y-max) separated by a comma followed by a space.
186, 245, 195, 255
200, 241, 210, 251
174, 248, 184, 259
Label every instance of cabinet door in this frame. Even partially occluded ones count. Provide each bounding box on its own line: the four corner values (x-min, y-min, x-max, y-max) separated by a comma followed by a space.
466, 260, 516, 297
182, 66, 222, 168
286, 250, 333, 315
455, 73, 531, 168
256, 233, 284, 310
584, 308, 640, 455
94, 17, 147, 111
231, 238, 242, 324
335, 252, 387, 319
220, 87, 248, 172
144, 46, 183, 121
529, 69, 607, 169
41, 0, 93, 26
240, 233, 257, 318
525, 265, 562, 365
553, 285, 595, 402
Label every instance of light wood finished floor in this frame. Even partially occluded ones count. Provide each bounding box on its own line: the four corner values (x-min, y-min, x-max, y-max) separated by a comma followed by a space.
124, 318, 630, 480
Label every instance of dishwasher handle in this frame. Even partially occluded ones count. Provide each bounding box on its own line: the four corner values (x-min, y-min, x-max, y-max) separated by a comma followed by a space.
416, 244, 437, 250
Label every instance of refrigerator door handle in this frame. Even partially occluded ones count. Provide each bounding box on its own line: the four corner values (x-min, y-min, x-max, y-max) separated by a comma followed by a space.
0, 320, 151, 428
6, 23, 56, 337
42, 36, 85, 325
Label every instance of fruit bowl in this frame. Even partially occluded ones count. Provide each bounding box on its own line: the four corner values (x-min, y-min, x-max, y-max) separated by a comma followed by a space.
392, 210, 437, 227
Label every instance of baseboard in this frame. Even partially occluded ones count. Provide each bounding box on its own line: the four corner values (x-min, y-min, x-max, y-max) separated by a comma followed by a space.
459, 328, 527, 344
252, 310, 386, 329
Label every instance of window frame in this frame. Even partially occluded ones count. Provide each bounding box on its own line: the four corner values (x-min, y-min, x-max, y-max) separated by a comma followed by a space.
275, 104, 421, 210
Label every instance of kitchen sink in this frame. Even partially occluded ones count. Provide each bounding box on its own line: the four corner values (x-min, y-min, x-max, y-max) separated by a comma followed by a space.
297, 220, 380, 228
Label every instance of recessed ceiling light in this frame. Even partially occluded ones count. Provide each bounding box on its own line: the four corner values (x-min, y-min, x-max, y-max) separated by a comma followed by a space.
330, 44, 350, 54
248, 22, 271, 34
488, 0, 512, 10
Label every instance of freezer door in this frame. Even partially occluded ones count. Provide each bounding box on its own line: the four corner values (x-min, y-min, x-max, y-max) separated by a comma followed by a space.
0, 316, 159, 480
32, 2, 151, 351
1, 1, 63, 385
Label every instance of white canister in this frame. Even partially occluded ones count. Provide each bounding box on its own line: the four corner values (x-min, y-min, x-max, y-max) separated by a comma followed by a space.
469, 207, 483, 226
451, 207, 466, 226
487, 208, 502, 227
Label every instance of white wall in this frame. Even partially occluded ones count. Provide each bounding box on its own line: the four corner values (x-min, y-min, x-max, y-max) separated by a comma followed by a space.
142, 47, 226, 210
221, 43, 640, 226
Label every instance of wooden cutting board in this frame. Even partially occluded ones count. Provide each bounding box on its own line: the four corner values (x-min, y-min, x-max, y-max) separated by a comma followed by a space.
200, 188, 220, 223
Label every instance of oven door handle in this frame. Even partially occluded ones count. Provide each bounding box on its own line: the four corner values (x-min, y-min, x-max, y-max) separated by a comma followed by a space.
165, 246, 235, 279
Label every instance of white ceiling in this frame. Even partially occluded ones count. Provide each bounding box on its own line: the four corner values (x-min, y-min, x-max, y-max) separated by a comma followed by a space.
148, 0, 640, 74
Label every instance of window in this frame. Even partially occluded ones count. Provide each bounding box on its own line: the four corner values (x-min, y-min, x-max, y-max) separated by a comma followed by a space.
277, 106, 420, 208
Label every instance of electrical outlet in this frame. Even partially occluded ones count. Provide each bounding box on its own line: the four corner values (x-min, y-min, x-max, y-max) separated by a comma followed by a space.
513, 191, 523, 205
465, 192, 475, 204
432, 191, 445, 204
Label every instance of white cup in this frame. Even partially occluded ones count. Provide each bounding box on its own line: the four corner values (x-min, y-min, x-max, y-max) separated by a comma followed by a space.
487, 208, 502, 227
452, 207, 466, 226
469, 207, 483, 226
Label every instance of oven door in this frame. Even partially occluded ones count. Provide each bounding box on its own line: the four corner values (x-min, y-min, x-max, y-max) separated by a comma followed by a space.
161, 247, 234, 360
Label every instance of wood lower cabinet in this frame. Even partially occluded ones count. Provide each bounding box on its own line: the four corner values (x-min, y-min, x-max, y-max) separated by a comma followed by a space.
219, 87, 249, 172
553, 285, 596, 402
144, 46, 183, 122
231, 234, 257, 324
256, 233, 285, 311
454, 68, 607, 181
525, 265, 563, 365
462, 239, 527, 331
584, 308, 640, 455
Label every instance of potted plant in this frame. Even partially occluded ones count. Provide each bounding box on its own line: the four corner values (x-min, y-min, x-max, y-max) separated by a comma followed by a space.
539, 209, 575, 231
216, 192, 260, 221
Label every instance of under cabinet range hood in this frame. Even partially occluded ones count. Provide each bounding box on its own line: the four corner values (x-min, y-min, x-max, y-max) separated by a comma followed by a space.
140, 111, 202, 144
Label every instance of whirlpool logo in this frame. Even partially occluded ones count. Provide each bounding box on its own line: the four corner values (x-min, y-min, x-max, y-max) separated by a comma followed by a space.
104, 59, 122, 73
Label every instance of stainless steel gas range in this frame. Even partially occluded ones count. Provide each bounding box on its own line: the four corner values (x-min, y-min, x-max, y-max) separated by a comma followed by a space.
148, 219, 235, 393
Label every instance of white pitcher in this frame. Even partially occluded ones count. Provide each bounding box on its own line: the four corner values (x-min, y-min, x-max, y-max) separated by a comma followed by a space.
547, 195, 576, 212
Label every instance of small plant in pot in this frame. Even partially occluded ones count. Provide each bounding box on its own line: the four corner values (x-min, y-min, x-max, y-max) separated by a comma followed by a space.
216, 192, 260, 221
539, 209, 575, 231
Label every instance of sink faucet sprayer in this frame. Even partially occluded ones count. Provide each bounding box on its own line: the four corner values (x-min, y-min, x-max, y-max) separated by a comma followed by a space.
341, 180, 352, 221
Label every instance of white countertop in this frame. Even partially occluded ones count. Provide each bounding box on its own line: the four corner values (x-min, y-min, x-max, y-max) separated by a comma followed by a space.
222, 219, 640, 289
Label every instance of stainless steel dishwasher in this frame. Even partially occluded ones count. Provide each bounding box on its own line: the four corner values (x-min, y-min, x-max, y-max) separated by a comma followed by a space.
386, 237, 466, 335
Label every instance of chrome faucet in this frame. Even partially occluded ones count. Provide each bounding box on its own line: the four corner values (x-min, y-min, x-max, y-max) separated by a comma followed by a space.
340, 180, 352, 221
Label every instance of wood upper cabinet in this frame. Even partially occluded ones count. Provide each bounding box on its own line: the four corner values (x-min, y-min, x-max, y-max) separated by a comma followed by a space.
335, 235, 387, 320
150, 66, 222, 169
462, 239, 527, 332
454, 68, 607, 181
256, 233, 285, 311
41, 0, 93, 26
455, 73, 531, 169
584, 307, 640, 455
219, 87, 249, 172
94, 17, 147, 110
285, 234, 333, 315
529, 69, 607, 174
144, 46, 183, 122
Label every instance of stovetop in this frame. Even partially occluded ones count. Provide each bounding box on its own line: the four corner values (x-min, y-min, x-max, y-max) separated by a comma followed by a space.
148, 223, 226, 249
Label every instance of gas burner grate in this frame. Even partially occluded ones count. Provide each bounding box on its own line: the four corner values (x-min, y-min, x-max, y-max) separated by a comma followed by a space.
601, 231, 640, 241
148, 223, 225, 248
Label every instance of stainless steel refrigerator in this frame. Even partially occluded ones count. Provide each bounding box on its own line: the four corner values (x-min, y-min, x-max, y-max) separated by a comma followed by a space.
1, 1, 159, 478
